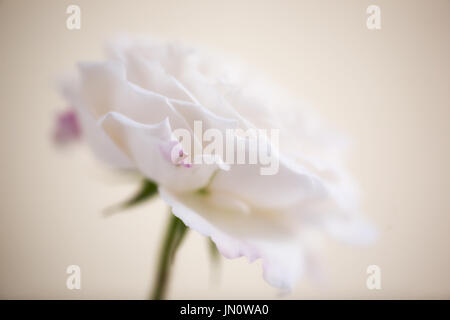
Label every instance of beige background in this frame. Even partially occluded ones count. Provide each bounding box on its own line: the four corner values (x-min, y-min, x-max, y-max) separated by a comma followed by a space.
0, 0, 449, 299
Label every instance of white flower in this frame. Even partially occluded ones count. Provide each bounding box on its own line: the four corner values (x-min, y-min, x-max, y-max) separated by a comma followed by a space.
60, 36, 376, 290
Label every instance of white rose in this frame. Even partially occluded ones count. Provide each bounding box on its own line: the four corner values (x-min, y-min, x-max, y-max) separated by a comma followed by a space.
60, 37, 376, 290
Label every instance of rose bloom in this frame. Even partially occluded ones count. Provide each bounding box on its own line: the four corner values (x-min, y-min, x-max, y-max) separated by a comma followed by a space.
59, 37, 375, 290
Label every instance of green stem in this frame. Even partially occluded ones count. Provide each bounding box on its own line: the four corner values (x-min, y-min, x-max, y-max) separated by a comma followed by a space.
151, 213, 187, 300
208, 238, 220, 263
208, 238, 221, 285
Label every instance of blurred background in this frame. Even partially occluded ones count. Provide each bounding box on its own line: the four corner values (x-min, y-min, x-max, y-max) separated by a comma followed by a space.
0, 0, 449, 299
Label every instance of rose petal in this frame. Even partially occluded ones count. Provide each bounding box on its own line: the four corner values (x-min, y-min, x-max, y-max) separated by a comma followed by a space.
159, 187, 307, 290
98, 112, 221, 192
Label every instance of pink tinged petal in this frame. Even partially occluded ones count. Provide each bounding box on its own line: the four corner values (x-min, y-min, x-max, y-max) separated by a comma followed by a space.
69, 62, 238, 171
159, 140, 192, 168
98, 112, 218, 192
53, 109, 81, 145
180, 161, 193, 168
158, 188, 306, 290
